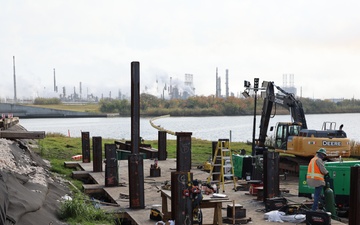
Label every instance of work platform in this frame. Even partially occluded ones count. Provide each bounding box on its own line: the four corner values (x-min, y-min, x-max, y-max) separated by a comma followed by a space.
65, 159, 347, 225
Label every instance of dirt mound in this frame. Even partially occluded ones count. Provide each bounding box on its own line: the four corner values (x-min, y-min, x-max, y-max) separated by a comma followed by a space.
0, 126, 70, 225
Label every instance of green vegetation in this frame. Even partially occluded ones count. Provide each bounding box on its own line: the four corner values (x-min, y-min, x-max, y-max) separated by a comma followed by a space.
34, 97, 62, 105
97, 94, 360, 116
28, 94, 360, 116
39, 133, 251, 171
36, 133, 119, 225
59, 192, 116, 225
30, 103, 100, 113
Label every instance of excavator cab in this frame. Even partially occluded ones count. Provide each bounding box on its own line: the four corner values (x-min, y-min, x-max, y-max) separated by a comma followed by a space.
273, 123, 302, 150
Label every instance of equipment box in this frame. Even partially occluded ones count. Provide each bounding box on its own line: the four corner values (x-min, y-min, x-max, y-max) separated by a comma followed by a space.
226, 204, 246, 218
265, 197, 287, 212
305, 210, 331, 225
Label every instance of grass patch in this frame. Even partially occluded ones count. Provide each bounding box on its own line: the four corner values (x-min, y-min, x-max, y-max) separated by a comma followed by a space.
59, 192, 116, 225
28, 103, 101, 113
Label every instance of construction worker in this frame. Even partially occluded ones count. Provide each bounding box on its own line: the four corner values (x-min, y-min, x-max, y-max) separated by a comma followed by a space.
306, 148, 330, 211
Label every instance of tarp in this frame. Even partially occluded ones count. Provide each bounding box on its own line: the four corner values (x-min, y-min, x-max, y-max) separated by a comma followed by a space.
0, 127, 70, 225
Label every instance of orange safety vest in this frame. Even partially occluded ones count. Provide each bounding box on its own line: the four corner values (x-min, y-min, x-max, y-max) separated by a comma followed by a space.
306, 156, 324, 181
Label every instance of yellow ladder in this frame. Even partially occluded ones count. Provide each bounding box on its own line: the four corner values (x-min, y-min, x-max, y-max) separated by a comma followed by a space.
207, 139, 237, 192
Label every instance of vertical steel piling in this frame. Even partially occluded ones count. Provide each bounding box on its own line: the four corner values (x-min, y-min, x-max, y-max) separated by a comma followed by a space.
92, 136, 102, 172
129, 61, 145, 209
349, 166, 360, 225
81, 131, 90, 163
175, 132, 192, 172
263, 150, 280, 201
158, 131, 167, 160
104, 144, 118, 187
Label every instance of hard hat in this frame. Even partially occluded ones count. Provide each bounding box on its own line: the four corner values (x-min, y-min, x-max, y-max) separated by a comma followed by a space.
316, 148, 327, 156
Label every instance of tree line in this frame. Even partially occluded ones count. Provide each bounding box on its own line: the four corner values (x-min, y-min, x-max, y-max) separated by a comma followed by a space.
98, 93, 360, 116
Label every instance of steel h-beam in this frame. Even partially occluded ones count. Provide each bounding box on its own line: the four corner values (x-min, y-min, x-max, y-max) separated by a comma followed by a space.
92, 136, 102, 172
171, 171, 193, 224
129, 61, 145, 209
349, 166, 360, 225
171, 132, 193, 222
81, 131, 90, 163
263, 150, 280, 201
158, 131, 167, 160
175, 132, 192, 172
104, 144, 118, 187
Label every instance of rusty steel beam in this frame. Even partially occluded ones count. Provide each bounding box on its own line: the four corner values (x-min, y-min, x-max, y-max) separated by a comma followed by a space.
92, 136, 102, 172
129, 61, 145, 209
81, 131, 91, 163
158, 131, 167, 160
104, 144, 118, 187
349, 166, 360, 225
128, 154, 145, 208
171, 171, 193, 223
176, 132, 192, 172
263, 150, 280, 201
131, 61, 140, 154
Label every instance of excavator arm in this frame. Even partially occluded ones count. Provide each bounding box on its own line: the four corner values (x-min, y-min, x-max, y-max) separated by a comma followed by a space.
257, 81, 307, 147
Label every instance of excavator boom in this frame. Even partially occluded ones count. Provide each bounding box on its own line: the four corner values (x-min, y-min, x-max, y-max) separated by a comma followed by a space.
257, 81, 350, 159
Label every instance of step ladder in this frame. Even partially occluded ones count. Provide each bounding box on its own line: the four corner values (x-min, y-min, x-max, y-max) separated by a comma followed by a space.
207, 139, 237, 192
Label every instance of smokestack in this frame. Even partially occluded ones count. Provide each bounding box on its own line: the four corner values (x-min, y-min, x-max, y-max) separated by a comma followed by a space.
62, 86, 66, 99
79, 82, 82, 99
169, 77, 172, 98
53, 68, 57, 92
225, 69, 229, 98
218, 76, 221, 97
216, 67, 218, 97
13, 56, 17, 102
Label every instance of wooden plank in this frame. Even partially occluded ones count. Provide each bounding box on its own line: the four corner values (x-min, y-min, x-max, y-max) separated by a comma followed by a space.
83, 184, 105, 194
72, 170, 90, 179
126, 210, 154, 225
89, 172, 105, 185
64, 161, 80, 168
0, 131, 45, 139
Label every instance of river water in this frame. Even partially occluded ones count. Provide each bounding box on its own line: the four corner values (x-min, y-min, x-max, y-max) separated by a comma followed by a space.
20, 113, 360, 142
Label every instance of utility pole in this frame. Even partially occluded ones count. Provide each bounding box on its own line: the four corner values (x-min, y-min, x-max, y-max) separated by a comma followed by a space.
13, 56, 17, 102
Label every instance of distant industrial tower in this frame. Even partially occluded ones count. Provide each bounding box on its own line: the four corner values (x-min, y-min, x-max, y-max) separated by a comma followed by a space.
184, 74, 195, 92
225, 69, 229, 98
62, 86, 66, 99
118, 89, 122, 99
282, 74, 297, 96
169, 77, 173, 98
79, 82, 82, 100
215, 68, 221, 97
53, 68, 58, 92
13, 56, 17, 102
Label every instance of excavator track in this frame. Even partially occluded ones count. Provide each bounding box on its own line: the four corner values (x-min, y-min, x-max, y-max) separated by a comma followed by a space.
279, 156, 310, 174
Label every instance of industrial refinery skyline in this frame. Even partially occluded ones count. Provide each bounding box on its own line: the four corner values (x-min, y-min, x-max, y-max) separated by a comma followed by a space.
5, 57, 301, 103
1, 1, 359, 101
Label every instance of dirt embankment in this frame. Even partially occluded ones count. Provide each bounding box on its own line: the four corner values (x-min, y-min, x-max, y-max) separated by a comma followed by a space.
0, 125, 71, 225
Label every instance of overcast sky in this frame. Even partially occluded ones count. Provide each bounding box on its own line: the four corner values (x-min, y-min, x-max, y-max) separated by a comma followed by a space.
1, 0, 360, 100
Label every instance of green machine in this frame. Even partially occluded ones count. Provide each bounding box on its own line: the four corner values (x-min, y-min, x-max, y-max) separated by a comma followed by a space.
299, 160, 360, 213
232, 154, 252, 180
